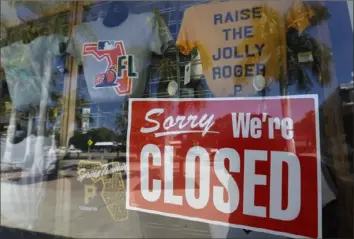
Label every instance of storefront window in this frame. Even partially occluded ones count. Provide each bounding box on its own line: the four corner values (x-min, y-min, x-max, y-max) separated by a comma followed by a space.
1, 1, 353, 238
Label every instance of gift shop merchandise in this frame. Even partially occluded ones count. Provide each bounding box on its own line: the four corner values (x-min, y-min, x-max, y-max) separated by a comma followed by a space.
177, 0, 315, 97
67, 11, 172, 103
0, 34, 68, 110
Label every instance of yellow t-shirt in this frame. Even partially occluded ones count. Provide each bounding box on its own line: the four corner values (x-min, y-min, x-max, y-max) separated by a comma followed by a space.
177, 0, 314, 97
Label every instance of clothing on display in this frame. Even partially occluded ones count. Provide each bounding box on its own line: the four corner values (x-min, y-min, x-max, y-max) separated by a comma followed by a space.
177, 0, 315, 97
69, 161, 142, 238
176, 2, 340, 237
0, 0, 351, 238
66, 12, 173, 103
0, 134, 58, 230
181, 88, 194, 98
190, 50, 203, 80
1, 134, 57, 173
0, 34, 68, 109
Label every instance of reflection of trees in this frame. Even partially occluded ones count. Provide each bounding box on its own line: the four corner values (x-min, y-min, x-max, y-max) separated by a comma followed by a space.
294, 110, 315, 128
236, 2, 332, 94
48, 91, 93, 136
235, 3, 284, 89
115, 112, 128, 143
45, 91, 61, 134
286, 28, 332, 93
236, 2, 331, 153
285, 2, 332, 93
183, 100, 207, 119
70, 127, 118, 151
293, 110, 316, 148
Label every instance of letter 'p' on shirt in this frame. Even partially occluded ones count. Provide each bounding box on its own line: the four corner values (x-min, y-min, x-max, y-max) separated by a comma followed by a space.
176, 0, 315, 97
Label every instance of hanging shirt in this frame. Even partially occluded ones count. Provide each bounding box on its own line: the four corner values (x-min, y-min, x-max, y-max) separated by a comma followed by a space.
67, 12, 172, 103
0, 34, 68, 110
176, 0, 315, 97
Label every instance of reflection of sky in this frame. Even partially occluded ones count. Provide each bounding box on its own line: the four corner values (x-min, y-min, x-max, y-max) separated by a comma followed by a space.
11, 1, 353, 132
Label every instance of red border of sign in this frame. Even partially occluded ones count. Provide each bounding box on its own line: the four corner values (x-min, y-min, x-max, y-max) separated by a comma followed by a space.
126, 95, 322, 239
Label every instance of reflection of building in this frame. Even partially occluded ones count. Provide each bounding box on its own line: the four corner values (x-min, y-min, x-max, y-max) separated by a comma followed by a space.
81, 107, 91, 133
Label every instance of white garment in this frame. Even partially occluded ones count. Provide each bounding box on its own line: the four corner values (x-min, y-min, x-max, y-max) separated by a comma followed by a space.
0, 134, 57, 229
191, 51, 203, 79
1, 135, 56, 171
0, 34, 68, 109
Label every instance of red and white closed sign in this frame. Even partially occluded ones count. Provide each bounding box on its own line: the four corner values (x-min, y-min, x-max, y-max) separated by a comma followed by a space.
126, 96, 321, 238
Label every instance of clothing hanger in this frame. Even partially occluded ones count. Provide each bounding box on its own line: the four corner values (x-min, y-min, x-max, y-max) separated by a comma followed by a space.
256, 88, 268, 115
253, 67, 273, 115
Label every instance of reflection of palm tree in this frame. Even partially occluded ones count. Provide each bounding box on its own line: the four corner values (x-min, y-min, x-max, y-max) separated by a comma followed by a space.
286, 27, 332, 93
45, 91, 61, 135
49, 93, 93, 136
184, 99, 207, 118
236, 2, 331, 91
114, 100, 128, 143
236, 2, 331, 89
236, 2, 331, 152
115, 112, 128, 136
